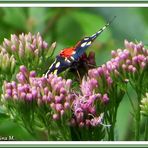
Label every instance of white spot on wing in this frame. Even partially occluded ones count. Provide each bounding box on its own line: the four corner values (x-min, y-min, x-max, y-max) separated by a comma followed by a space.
44, 59, 57, 78
72, 51, 76, 55
86, 41, 91, 46
55, 62, 60, 68
53, 69, 58, 75
65, 58, 71, 63
102, 26, 107, 30
49, 59, 57, 69
71, 56, 75, 61
84, 38, 89, 41
91, 33, 96, 38
81, 42, 87, 47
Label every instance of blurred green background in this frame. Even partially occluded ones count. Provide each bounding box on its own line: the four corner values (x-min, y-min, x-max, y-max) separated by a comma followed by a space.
0, 7, 148, 141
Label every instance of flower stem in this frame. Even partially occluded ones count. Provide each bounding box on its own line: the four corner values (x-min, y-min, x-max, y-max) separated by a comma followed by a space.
126, 90, 136, 113
107, 107, 117, 141
110, 122, 115, 141
135, 91, 141, 141
135, 104, 140, 140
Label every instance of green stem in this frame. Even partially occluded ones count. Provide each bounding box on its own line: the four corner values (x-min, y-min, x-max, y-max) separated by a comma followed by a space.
135, 91, 141, 141
111, 107, 118, 141
110, 121, 115, 141
135, 104, 140, 140
47, 127, 52, 140
107, 106, 117, 141
126, 90, 136, 113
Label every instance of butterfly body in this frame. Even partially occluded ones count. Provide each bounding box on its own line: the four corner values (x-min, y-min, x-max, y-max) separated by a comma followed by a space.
45, 17, 115, 78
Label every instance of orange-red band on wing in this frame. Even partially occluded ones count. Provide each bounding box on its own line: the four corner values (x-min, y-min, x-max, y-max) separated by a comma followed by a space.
59, 47, 75, 58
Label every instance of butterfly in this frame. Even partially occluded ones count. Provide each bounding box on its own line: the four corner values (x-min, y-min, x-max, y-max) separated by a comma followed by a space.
44, 16, 116, 78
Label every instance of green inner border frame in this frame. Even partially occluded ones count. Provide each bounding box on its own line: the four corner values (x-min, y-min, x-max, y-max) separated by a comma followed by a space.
1, 142, 148, 147
0, 0, 148, 3
0, 0, 148, 147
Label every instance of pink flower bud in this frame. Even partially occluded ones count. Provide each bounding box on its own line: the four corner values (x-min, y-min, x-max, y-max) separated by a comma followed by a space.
107, 77, 113, 86
122, 64, 127, 70
42, 95, 47, 102
32, 89, 37, 99
60, 110, 64, 116
6, 89, 12, 96
42, 41, 48, 49
11, 81, 17, 88
16, 73, 26, 83
50, 103, 55, 109
43, 87, 49, 95
55, 96, 62, 103
102, 94, 109, 103
4, 38, 10, 46
30, 71, 36, 77
79, 122, 84, 127
64, 102, 70, 109
141, 62, 146, 69
55, 103, 63, 111
60, 88, 67, 94
66, 79, 72, 88
53, 114, 59, 120
111, 50, 116, 57
11, 45, 16, 52
4, 94, 11, 100
26, 93, 33, 101
126, 59, 131, 65
13, 95, 18, 100
20, 65, 28, 75
5, 83, 12, 89
20, 92, 26, 100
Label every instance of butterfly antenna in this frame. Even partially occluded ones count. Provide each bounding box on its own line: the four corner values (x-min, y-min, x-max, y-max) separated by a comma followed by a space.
107, 16, 116, 26
91, 16, 116, 40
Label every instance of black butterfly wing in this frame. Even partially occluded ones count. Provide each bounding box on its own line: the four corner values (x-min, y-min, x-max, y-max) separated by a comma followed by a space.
73, 16, 116, 60
44, 16, 116, 77
44, 55, 72, 77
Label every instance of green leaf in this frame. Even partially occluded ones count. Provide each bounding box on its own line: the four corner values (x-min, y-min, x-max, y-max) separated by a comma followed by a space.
0, 112, 9, 120
0, 107, 9, 120
2, 8, 27, 31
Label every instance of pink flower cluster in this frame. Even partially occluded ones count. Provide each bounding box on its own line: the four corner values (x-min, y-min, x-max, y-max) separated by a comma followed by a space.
71, 40, 148, 127
85, 40, 148, 95
3, 65, 74, 120
71, 93, 106, 127
1, 32, 48, 57
112, 40, 148, 74
2, 40, 148, 128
